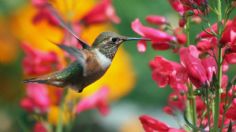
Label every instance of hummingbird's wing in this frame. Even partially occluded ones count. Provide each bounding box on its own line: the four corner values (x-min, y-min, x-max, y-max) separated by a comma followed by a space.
47, 4, 91, 49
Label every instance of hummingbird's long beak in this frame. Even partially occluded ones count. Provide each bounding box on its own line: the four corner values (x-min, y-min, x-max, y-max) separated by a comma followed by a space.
125, 37, 151, 41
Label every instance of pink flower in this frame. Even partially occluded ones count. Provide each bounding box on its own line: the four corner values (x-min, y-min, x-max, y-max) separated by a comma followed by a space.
225, 53, 236, 64
152, 42, 171, 51
174, 28, 187, 45
33, 8, 59, 26
163, 106, 174, 115
168, 0, 207, 15
139, 115, 185, 132
146, 15, 167, 25
32, 0, 48, 8
150, 56, 187, 91
22, 43, 61, 76
33, 122, 47, 132
197, 37, 217, 52
168, 91, 186, 111
197, 23, 218, 39
81, 0, 120, 25
76, 87, 109, 116
20, 84, 50, 113
180, 46, 208, 87
132, 19, 176, 42
220, 18, 236, 45
137, 40, 147, 53
201, 57, 217, 82
168, 0, 185, 15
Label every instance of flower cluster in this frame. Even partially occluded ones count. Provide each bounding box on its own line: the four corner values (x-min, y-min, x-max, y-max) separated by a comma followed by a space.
132, 0, 236, 131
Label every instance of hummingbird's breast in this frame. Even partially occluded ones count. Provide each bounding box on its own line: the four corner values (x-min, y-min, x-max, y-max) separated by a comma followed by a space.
82, 49, 111, 76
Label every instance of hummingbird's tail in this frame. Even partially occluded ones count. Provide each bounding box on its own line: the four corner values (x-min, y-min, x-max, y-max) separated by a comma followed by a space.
23, 71, 65, 87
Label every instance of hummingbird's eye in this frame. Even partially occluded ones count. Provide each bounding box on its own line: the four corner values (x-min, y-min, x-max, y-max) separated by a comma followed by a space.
111, 37, 119, 43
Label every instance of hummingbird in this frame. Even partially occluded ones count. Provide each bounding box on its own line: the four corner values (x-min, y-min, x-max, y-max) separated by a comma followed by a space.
23, 6, 149, 93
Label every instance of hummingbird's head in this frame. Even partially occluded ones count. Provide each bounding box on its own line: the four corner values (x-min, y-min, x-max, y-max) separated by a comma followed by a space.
92, 31, 149, 48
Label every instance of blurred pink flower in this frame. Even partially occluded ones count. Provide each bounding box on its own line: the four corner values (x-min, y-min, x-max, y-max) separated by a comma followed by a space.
197, 37, 217, 52
225, 53, 236, 64
22, 43, 61, 76
174, 28, 186, 45
168, 91, 186, 111
137, 40, 147, 53
32, 0, 48, 7
76, 87, 109, 116
20, 84, 50, 113
81, 0, 120, 25
139, 115, 185, 132
33, 8, 59, 26
146, 15, 167, 25
168, 0, 207, 15
33, 122, 47, 132
168, 0, 185, 15
220, 18, 236, 45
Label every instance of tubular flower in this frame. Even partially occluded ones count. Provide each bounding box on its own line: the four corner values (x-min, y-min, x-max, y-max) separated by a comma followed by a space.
33, 122, 48, 132
22, 43, 61, 76
20, 84, 50, 113
131, 18, 177, 52
168, 0, 207, 15
180, 46, 208, 87
150, 56, 187, 91
139, 115, 186, 132
81, 0, 120, 25
146, 15, 167, 25
131, 19, 176, 42
76, 87, 109, 116
137, 40, 147, 53
167, 91, 186, 111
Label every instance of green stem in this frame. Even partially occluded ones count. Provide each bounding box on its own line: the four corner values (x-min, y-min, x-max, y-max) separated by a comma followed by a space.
186, 18, 197, 131
213, 0, 223, 131
56, 88, 68, 132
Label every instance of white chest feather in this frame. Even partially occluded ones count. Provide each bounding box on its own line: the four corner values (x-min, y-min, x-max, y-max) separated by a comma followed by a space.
93, 49, 111, 69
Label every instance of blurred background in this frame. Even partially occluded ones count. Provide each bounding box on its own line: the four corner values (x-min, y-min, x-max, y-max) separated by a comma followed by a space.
0, 0, 220, 131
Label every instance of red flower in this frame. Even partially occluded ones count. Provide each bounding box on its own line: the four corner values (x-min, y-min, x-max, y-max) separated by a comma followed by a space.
168, 0, 207, 15
180, 46, 208, 87
137, 40, 147, 53
201, 57, 217, 82
20, 84, 50, 113
81, 0, 120, 25
139, 115, 185, 132
33, 8, 59, 26
168, 0, 185, 15
22, 43, 61, 76
132, 19, 176, 42
150, 56, 187, 91
197, 37, 217, 52
76, 87, 109, 116
220, 18, 236, 45
225, 53, 236, 64
168, 91, 186, 111
146, 15, 167, 25
32, 0, 48, 8
33, 122, 47, 132
163, 106, 174, 115
174, 28, 187, 45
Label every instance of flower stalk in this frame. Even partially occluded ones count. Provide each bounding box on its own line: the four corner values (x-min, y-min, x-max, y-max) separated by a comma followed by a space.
186, 17, 197, 131
213, 0, 223, 131
56, 88, 68, 132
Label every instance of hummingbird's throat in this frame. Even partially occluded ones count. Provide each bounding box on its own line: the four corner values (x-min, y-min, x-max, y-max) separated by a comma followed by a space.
98, 44, 119, 60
